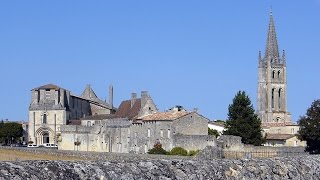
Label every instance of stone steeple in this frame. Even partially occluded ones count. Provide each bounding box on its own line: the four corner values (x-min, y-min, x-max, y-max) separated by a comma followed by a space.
264, 10, 280, 60
257, 11, 291, 126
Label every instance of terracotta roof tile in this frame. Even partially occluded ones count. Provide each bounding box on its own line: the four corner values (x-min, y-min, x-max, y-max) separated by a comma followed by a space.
115, 99, 141, 120
262, 122, 295, 128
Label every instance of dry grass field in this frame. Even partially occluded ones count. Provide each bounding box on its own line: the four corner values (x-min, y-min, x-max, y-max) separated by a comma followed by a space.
0, 149, 87, 161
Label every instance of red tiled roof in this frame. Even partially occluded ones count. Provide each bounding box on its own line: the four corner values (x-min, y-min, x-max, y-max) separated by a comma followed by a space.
266, 133, 296, 140
115, 99, 142, 120
262, 122, 295, 128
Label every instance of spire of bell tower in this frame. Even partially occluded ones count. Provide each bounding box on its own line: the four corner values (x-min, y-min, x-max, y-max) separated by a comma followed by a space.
264, 9, 280, 60
282, 49, 286, 65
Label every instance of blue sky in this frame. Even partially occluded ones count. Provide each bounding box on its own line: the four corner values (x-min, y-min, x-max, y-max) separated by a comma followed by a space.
0, 1, 319, 122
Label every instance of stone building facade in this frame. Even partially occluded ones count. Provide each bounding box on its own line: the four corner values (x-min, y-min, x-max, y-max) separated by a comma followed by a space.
28, 84, 115, 145
59, 92, 215, 153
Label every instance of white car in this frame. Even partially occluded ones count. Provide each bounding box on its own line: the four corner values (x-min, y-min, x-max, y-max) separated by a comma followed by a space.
42, 143, 58, 148
27, 144, 39, 148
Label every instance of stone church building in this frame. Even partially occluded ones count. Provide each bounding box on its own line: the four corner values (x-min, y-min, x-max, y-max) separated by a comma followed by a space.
28, 84, 116, 145
257, 12, 305, 147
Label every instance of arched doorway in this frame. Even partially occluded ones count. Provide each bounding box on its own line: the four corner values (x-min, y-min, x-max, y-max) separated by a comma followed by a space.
43, 132, 50, 144
36, 127, 54, 145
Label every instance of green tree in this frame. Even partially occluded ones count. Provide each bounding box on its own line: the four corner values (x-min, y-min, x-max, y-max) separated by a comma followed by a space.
0, 122, 23, 144
169, 147, 188, 156
223, 91, 264, 146
208, 128, 220, 138
298, 100, 320, 154
148, 142, 168, 155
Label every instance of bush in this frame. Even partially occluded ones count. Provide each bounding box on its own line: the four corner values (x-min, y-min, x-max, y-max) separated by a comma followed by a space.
170, 147, 188, 156
148, 142, 168, 155
208, 128, 220, 138
188, 150, 200, 156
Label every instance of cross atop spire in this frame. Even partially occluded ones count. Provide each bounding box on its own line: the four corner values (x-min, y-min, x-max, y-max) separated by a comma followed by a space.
264, 10, 280, 59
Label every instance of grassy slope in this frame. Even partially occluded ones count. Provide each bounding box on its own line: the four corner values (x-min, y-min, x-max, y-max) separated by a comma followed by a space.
0, 149, 86, 161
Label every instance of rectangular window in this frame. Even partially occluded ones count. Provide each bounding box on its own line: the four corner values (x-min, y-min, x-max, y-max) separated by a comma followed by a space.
118, 143, 122, 152
160, 129, 163, 138
45, 92, 51, 99
144, 144, 147, 153
291, 128, 295, 134
43, 114, 47, 124
168, 129, 171, 138
148, 129, 151, 138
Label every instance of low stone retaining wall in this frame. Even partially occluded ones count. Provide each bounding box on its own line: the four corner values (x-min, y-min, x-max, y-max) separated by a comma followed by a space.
0, 155, 320, 179
0, 146, 192, 161
197, 146, 307, 159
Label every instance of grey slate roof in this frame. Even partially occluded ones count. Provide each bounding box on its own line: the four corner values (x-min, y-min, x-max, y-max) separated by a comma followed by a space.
80, 85, 111, 108
32, 84, 63, 91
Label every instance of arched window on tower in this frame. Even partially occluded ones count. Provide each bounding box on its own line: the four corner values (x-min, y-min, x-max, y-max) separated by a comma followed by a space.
272, 71, 275, 79
278, 89, 282, 109
43, 114, 47, 124
278, 71, 281, 79
272, 89, 275, 109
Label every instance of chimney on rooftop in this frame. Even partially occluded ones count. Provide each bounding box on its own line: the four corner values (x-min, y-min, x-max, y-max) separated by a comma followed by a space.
131, 93, 137, 108
109, 85, 113, 109
141, 91, 148, 109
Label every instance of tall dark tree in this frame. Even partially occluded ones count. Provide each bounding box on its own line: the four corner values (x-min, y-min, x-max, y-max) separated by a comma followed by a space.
0, 122, 23, 144
298, 99, 320, 154
223, 91, 264, 146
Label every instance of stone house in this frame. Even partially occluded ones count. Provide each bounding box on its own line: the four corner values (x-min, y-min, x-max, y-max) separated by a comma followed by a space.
263, 124, 306, 147
59, 92, 215, 153
264, 134, 306, 147
28, 84, 115, 145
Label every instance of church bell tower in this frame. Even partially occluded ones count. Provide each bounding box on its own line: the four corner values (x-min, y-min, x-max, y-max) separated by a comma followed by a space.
257, 11, 291, 125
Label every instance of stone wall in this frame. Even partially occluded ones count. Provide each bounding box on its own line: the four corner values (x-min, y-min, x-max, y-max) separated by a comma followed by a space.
130, 121, 173, 153
173, 134, 216, 151
0, 150, 319, 180
217, 135, 244, 150
172, 112, 208, 136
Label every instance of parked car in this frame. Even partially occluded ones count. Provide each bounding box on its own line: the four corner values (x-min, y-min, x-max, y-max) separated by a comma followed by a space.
42, 143, 58, 148
27, 144, 39, 148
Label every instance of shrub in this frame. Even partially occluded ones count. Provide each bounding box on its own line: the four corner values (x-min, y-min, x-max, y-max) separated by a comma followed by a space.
188, 150, 200, 156
170, 147, 188, 156
148, 142, 168, 155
